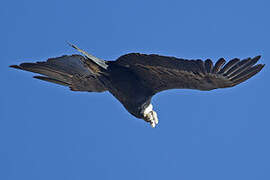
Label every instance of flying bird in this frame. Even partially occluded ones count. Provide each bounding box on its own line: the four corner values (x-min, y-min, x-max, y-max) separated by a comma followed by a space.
10, 44, 265, 127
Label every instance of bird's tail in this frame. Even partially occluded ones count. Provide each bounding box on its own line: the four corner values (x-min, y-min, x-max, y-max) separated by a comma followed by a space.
67, 43, 108, 70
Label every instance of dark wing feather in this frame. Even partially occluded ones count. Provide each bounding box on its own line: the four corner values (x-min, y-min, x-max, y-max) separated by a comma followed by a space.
115, 53, 264, 93
10, 55, 107, 92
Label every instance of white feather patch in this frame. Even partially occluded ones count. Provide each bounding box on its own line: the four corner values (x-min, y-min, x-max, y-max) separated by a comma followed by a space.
143, 104, 153, 116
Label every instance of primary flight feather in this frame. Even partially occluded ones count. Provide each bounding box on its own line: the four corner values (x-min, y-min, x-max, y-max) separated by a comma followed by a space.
10, 44, 265, 127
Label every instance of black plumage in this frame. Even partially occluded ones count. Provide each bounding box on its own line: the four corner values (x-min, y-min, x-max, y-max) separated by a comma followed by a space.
10, 44, 265, 127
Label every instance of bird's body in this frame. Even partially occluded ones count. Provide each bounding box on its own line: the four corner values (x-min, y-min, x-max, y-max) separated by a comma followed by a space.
10, 44, 265, 127
105, 63, 154, 119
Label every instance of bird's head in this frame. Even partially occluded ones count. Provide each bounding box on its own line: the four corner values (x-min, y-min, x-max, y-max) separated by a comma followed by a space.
142, 104, 158, 128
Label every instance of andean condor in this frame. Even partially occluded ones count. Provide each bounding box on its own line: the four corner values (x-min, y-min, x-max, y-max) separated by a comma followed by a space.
10, 44, 265, 127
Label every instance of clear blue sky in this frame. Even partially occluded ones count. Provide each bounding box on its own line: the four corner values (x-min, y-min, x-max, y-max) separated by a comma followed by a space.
1, 0, 269, 179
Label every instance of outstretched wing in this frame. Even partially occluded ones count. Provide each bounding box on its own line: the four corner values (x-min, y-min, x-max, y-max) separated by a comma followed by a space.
115, 53, 264, 93
10, 55, 107, 92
